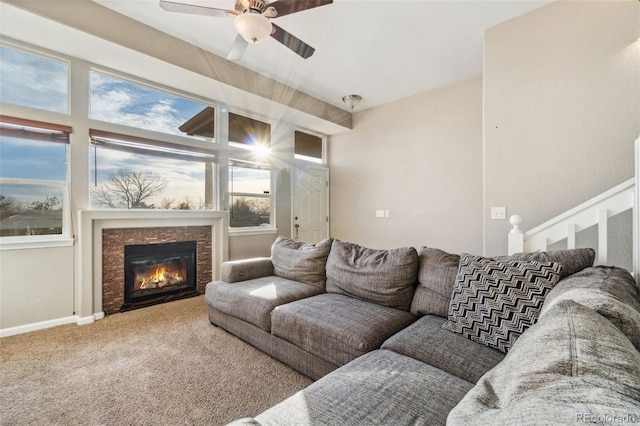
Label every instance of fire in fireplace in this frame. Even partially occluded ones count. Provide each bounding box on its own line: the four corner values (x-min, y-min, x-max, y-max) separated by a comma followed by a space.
123, 241, 198, 310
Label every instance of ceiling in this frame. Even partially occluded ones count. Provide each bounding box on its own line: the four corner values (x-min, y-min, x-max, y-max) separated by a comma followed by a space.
91, 0, 552, 112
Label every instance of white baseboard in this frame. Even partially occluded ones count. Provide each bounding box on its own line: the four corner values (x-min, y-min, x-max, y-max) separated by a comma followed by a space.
0, 315, 79, 338
0, 312, 107, 338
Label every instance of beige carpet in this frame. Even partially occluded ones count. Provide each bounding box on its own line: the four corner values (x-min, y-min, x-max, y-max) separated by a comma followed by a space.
0, 296, 313, 425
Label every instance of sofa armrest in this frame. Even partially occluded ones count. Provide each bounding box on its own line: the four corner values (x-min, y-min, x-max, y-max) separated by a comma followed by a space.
221, 257, 274, 283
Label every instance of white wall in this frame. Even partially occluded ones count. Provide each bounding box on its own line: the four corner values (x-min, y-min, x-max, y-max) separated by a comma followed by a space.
484, 0, 640, 256
329, 76, 483, 253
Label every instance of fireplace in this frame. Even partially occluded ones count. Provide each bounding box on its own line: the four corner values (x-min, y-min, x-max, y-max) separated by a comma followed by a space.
123, 241, 198, 310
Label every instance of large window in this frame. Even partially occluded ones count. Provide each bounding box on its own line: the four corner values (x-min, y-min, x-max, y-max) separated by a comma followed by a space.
0, 44, 69, 114
0, 117, 69, 237
90, 131, 215, 210
90, 71, 213, 140
229, 160, 271, 228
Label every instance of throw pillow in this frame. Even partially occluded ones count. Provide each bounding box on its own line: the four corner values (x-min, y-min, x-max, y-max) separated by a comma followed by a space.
442, 253, 562, 353
271, 236, 333, 290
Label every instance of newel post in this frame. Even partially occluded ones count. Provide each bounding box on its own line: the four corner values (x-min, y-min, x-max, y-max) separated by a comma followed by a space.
508, 215, 524, 255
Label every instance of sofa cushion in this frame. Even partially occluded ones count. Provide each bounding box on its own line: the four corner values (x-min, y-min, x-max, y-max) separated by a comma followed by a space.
205, 277, 323, 332
325, 240, 419, 311
448, 300, 640, 425
271, 293, 416, 367
495, 247, 595, 280
271, 236, 333, 290
541, 265, 640, 350
246, 349, 474, 426
411, 248, 595, 319
442, 253, 562, 353
382, 315, 505, 384
410, 247, 460, 318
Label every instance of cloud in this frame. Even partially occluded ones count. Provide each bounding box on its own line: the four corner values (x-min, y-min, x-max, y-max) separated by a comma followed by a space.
0, 45, 68, 113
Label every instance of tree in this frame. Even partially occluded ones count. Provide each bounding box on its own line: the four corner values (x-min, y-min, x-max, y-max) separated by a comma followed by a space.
28, 196, 60, 211
0, 194, 21, 220
230, 198, 270, 227
93, 169, 167, 209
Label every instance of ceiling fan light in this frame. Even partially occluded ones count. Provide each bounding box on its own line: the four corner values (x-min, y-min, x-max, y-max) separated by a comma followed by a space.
234, 13, 272, 44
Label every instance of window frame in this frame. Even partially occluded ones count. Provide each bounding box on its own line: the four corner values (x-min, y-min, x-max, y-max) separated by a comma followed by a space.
0, 116, 73, 249
228, 158, 275, 232
294, 128, 326, 164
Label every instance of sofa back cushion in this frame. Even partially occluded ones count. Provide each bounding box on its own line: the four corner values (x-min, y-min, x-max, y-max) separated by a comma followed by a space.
541, 265, 640, 350
410, 247, 460, 317
495, 247, 595, 280
412, 247, 596, 318
326, 240, 419, 311
271, 236, 333, 290
447, 300, 640, 425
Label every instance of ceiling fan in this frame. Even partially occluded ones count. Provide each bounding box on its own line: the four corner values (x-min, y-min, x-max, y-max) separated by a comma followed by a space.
159, 0, 332, 60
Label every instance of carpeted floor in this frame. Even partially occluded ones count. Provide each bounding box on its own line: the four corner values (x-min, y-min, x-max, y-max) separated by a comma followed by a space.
0, 295, 313, 425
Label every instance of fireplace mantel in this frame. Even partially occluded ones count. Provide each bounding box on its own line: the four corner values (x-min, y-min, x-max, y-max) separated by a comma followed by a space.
76, 210, 228, 324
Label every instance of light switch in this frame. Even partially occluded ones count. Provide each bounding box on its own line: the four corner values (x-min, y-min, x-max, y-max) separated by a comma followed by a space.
491, 207, 506, 220
375, 210, 385, 218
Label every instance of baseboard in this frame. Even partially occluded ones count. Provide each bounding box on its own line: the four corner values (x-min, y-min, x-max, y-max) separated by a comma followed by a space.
0, 315, 79, 338
0, 312, 106, 338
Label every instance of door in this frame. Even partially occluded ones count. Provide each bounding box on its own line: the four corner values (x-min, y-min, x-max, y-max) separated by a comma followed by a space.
292, 167, 329, 243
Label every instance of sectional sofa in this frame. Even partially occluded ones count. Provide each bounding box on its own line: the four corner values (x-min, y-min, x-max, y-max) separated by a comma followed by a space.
205, 236, 640, 425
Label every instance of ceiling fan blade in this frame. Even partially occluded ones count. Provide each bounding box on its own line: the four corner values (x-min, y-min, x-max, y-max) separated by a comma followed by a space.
267, 0, 332, 18
227, 34, 249, 61
270, 24, 315, 59
159, 0, 234, 18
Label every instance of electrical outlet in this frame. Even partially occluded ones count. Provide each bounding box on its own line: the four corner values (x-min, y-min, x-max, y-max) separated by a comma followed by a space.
375, 210, 385, 218
491, 207, 506, 220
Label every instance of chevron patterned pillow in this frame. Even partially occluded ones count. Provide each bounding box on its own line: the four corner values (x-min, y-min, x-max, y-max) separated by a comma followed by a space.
442, 253, 563, 353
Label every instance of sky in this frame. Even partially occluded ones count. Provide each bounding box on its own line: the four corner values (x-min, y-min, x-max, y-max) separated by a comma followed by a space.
0, 45, 269, 210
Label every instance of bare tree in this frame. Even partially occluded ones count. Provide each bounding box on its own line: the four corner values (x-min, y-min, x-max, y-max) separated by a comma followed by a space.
93, 169, 168, 209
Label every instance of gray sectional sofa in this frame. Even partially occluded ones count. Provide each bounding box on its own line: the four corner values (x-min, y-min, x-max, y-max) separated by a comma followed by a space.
205, 236, 640, 425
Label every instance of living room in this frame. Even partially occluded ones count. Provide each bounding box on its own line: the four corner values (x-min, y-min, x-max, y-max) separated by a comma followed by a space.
1, 0, 639, 424
0, 0, 638, 354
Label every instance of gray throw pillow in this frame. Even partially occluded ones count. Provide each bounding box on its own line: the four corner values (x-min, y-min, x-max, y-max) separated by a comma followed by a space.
326, 240, 419, 311
442, 253, 562, 353
410, 247, 460, 317
271, 236, 333, 290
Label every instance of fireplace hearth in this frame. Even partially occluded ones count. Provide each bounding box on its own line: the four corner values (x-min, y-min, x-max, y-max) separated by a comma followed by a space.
123, 241, 198, 311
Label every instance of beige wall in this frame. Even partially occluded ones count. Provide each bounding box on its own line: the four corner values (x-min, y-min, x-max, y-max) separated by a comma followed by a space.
329, 76, 483, 253
0, 246, 75, 330
484, 0, 640, 256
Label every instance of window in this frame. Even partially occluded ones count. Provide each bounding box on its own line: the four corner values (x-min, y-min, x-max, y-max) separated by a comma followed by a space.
0, 45, 69, 113
90, 130, 215, 210
229, 160, 271, 228
294, 130, 324, 163
89, 71, 213, 140
229, 112, 271, 152
0, 117, 69, 237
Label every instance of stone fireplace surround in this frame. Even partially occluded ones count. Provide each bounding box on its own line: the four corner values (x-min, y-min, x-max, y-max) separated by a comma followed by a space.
102, 226, 210, 315
76, 210, 228, 324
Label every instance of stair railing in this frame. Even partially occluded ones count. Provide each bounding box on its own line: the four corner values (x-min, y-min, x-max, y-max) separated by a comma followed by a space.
508, 136, 640, 283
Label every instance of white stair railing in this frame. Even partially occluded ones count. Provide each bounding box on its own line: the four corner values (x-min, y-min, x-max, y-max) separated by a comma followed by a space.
509, 136, 640, 281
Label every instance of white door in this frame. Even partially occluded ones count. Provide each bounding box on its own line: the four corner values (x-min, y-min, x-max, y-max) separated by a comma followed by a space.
292, 167, 329, 243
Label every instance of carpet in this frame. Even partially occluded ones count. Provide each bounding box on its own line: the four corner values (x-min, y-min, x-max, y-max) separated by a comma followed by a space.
0, 296, 313, 425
